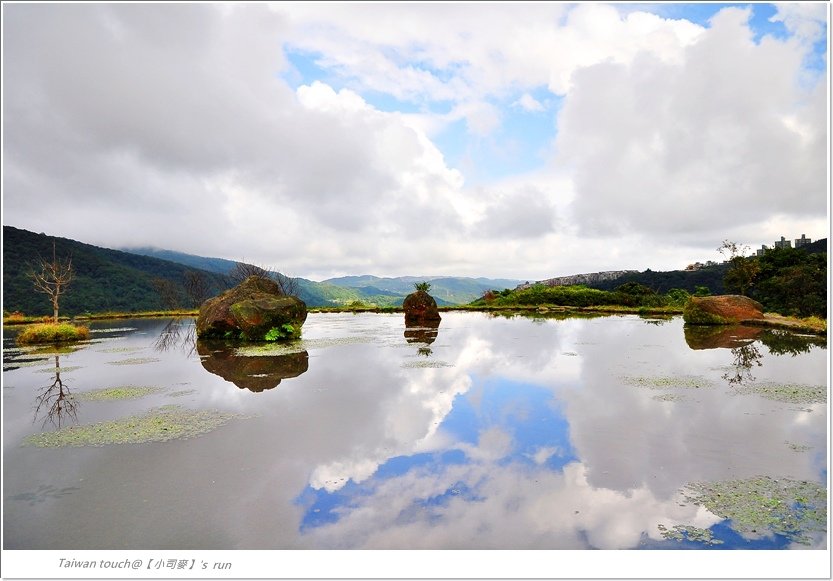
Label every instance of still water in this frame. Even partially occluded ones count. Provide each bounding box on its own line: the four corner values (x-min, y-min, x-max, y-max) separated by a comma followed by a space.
2, 312, 827, 549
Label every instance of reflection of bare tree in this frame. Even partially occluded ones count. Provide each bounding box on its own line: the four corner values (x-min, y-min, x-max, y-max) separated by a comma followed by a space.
34, 355, 78, 429
722, 343, 763, 386
153, 318, 196, 356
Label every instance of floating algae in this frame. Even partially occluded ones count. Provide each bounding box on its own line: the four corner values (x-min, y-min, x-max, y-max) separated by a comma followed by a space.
657, 524, 723, 545
731, 382, 825, 405
234, 336, 373, 357
35, 366, 82, 374
401, 360, 453, 369
97, 346, 146, 354
76, 386, 164, 401
622, 375, 714, 390
680, 476, 826, 545
22, 405, 242, 447
107, 357, 161, 366
167, 389, 197, 398
652, 393, 686, 402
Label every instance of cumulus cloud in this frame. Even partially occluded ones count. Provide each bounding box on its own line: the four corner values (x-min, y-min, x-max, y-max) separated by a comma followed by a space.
554, 7, 827, 242
2, 3, 827, 280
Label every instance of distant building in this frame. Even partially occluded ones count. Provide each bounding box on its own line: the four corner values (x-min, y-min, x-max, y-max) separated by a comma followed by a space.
795, 234, 812, 248
773, 236, 791, 249
756, 245, 768, 257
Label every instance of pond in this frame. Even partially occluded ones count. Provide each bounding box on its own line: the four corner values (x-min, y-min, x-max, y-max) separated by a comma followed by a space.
2, 312, 827, 551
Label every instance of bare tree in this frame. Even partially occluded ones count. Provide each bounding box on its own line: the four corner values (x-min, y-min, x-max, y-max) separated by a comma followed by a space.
227, 261, 300, 297
227, 262, 270, 286
152, 278, 181, 310
183, 270, 211, 307
274, 271, 300, 297
28, 241, 74, 323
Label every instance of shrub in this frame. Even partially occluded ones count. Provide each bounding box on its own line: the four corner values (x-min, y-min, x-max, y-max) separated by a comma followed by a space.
414, 281, 432, 292
16, 322, 90, 345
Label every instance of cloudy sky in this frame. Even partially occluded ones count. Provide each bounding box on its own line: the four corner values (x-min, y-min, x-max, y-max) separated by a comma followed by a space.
2, 2, 828, 281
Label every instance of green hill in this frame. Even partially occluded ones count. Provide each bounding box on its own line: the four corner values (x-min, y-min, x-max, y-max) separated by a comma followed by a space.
324, 274, 520, 305
3, 226, 227, 316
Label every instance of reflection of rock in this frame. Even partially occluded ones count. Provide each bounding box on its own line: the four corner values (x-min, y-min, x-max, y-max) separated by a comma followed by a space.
683, 295, 764, 325
196, 276, 307, 341
402, 290, 441, 324
404, 320, 440, 345
684, 325, 763, 350
196, 340, 308, 392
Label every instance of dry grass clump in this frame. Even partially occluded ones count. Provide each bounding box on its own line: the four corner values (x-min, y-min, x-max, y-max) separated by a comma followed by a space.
16, 323, 90, 345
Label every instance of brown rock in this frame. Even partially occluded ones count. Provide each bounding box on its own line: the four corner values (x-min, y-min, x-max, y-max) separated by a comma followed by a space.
196, 276, 307, 341
683, 295, 764, 325
403, 290, 441, 324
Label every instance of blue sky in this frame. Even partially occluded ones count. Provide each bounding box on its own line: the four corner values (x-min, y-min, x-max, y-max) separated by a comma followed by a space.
3, 2, 828, 280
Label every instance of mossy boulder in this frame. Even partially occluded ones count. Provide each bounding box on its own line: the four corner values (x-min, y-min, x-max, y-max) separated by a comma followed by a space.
683, 295, 764, 326
403, 290, 441, 324
196, 276, 307, 341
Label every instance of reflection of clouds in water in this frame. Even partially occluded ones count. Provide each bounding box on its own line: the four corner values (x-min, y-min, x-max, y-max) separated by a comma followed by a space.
302, 458, 721, 549
304, 314, 586, 495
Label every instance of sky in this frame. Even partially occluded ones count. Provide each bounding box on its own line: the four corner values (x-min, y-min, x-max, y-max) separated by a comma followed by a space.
2, 2, 829, 282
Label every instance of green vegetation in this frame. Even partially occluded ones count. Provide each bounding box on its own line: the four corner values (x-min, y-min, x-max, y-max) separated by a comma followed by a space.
730, 381, 825, 405
718, 240, 760, 296
77, 386, 163, 401
3, 226, 227, 316
264, 324, 298, 341
16, 323, 90, 345
474, 282, 686, 311
414, 281, 432, 292
22, 405, 242, 447
749, 246, 826, 318
657, 524, 722, 545
680, 476, 826, 545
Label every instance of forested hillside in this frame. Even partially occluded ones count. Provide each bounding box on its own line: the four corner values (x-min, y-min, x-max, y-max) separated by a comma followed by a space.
3, 226, 227, 316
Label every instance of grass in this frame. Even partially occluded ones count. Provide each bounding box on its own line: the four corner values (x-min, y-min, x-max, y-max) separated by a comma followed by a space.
16, 323, 90, 345
4, 309, 199, 325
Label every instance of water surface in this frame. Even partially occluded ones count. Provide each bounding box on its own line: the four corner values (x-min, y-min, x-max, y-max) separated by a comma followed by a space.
3, 312, 827, 549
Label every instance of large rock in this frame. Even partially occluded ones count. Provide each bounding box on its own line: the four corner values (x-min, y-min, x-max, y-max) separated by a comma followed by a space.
403, 290, 441, 324
683, 295, 764, 326
196, 276, 307, 341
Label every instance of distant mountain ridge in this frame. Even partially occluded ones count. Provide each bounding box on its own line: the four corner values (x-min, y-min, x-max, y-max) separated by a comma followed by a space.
126, 249, 521, 306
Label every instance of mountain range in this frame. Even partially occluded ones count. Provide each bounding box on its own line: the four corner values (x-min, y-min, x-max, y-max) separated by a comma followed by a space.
2, 226, 521, 316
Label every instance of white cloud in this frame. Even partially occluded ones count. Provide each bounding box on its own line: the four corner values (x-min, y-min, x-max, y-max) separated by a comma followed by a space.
553, 6, 827, 241
2, 3, 827, 281
770, 2, 828, 42
514, 93, 546, 112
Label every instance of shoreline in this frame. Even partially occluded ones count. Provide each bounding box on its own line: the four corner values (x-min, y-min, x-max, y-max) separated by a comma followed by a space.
4, 306, 825, 336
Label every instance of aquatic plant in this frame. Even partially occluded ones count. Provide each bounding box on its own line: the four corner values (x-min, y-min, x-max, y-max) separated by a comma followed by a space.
22, 405, 242, 447
622, 375, 714, 390
731, 381, 825, 405
680, 476, 826, 545
107, 357, 161, 366
657, 524, 722, 545
76, 386, 163, 401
